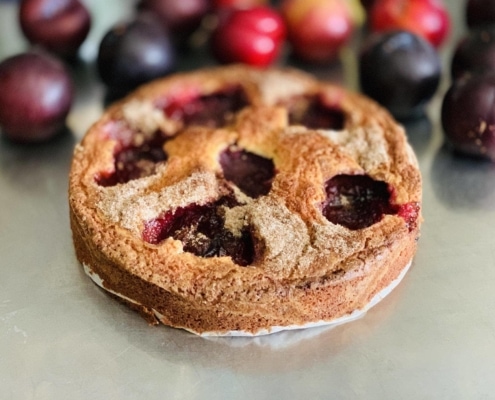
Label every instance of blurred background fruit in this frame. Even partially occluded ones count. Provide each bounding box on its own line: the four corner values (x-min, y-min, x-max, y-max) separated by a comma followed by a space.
19, 0, 91, 59
210, 6, 286, 67
466, 0, 495, 29
451, 25, 495, 79
281, 0, 355, 64
369, 0, 450, 48
0, 51, 74, 142
441, 72, 495, 160
211, 0, 268, 11
137, 0, 210, 44
359, 30, 441, 119
360, 0, 376, 12
96, 13, 176, 98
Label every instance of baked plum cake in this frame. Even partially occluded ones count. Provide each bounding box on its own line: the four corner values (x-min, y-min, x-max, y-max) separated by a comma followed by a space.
69, 65, 422, 336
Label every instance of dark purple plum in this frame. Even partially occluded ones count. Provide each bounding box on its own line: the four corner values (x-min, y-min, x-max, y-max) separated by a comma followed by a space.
219, 146, 275, 198
441, 73, 495, 160
19, 0, 91, 59
359, 30, 441, 119
142, 196, 254, 266
97, 13, 176, 98
451, 25, 495, 79
466, 0, 495, 29
137, 0, 210, 44
0, 52, 74, 143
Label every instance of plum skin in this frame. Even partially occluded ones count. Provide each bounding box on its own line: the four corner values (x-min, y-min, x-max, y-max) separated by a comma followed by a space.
451, 25, 495, 79
0, 52, 74, 143
137, 0, 210, 43
359, 30, 441, 119
97, 13, 176, 97
19, 0, 91, 59
441, 73, 495, 160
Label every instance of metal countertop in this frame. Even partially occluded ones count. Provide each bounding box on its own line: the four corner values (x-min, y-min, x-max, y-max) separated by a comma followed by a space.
2, 1, 495, 399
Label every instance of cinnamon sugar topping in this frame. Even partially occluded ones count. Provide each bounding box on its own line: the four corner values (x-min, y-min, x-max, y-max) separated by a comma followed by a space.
121, 99, 180, 136
320, 125, 390, 172
96, 170, 222, 234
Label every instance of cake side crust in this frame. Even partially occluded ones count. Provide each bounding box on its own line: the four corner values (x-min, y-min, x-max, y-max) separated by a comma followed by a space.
82, 258, 413, 337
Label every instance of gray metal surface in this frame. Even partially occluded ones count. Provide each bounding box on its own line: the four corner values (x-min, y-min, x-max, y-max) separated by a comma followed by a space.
2, 2, 494, 399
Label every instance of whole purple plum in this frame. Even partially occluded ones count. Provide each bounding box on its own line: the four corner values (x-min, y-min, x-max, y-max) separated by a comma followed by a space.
19, 0, 91, 59
0, 52, 74, 143
441, 73, 495, 160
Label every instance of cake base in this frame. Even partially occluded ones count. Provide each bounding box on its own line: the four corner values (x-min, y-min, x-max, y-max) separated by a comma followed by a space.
83, 259, 412, 337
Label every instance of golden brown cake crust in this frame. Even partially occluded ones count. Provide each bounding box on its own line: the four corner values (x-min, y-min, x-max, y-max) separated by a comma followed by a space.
69, 65, 422, 336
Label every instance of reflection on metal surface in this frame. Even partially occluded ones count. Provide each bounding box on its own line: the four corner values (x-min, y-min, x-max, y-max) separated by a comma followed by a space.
431, 144, 495, 210
2, 2, 495, 399
402, 114, 433, 159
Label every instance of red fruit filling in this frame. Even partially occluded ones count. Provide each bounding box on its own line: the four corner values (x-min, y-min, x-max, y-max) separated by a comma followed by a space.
287, 94, 345, 130
396, 202, 421, 232
219, 146, 275, 198
163, 86, 250, 128
96, 131, 168, 187
96, 86, 250, 187
322, 174, 418, 230
142, 196, 254, 266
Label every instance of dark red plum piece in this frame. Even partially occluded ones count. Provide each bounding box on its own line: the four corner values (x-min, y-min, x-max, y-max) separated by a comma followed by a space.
96, 131, 168, 186
0, 52, 73, 143
97, 13, 176, 98
359, 30, 441, 119
451, 26, 495, 79
164, 86, 250, 128
19, 0, 91, 59
219, 146, 275, 198
322, 174, 397, 230
142, 197, 254, 266
441, 73, 495, 161
286, 94, 345, 130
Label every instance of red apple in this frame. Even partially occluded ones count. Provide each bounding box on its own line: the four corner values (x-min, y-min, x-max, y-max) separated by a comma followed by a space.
369, 0, 450, 48
281, 0, 355, 64
210, 6, 286, 67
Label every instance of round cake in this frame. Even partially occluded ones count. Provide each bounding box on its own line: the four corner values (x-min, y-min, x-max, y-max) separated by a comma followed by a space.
69, 65, 422, 336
